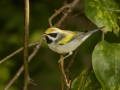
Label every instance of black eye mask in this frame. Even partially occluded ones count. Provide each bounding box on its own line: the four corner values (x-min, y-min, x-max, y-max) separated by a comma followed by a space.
44, 33, 57, 44
48, 33, 57, 38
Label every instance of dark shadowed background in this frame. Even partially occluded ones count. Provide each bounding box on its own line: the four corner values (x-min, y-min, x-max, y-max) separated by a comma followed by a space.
0, 0, 120, 90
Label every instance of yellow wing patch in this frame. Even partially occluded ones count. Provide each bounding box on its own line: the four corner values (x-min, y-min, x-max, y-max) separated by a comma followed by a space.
57, 33, 75, 45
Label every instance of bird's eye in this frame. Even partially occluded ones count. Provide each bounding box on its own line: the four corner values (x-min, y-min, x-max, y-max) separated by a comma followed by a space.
49, 33, 57, 38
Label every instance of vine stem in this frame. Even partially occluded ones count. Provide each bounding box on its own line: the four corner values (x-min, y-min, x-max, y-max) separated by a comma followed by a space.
23, 0, 31, 89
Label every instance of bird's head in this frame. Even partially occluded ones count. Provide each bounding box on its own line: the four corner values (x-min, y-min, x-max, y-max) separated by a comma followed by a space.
43, 27, 63, 44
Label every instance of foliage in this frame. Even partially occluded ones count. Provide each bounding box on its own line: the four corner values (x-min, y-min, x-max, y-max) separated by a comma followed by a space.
92, 41, 120, 90
85, 0, 119, 36
71, 67, 102, 90
71, 0, 120, 90
0, 0, 120, 90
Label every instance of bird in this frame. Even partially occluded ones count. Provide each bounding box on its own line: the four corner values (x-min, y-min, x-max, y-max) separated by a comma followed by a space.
43, 26, 104, 59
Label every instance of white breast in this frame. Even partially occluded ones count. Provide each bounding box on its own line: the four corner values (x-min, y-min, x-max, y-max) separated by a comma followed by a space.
47, 33, 92, 54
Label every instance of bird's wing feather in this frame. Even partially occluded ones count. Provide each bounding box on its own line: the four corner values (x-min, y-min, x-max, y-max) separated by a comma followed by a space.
57, 31, 83, 45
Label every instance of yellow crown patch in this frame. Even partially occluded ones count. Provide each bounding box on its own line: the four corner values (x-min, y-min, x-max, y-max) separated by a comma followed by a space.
45, 28, 59, 34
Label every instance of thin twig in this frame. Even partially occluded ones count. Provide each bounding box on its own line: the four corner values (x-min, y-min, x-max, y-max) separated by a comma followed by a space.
59, 55, 71, 89
23, 0, 30, 89
48, 5, 70, 27
4, 37, 45, 90
61, 76, 65, 90
72, 11, 84, 18
48, 0, 79, 28
65, 49, 78, 90
0, 41, 39, 64
67, 49, 78, 69
86, 22, 92, 31
54, 0, 79, 28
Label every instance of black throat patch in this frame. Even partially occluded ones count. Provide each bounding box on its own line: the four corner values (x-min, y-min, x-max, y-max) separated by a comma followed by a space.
45, 36, 53, 44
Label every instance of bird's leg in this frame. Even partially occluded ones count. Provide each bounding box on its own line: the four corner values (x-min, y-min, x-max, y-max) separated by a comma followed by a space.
63, 52, 73, 59
58, 52, 73, 63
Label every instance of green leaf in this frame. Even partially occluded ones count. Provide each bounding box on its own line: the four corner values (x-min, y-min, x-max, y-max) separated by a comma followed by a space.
71, 67, 102, 90
92, 40, 120, 90
84, 71, 102, 90
85, 0, 119, 36
71, 69, 87, 90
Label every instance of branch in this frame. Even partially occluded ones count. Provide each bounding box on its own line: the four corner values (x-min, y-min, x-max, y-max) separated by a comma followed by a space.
66, 49, 78, 70
48, 5, 70, 27
0, 41, 39, 65
64, 49, 79, 90
59, 55, 71, 89
48, 0, 79, 28
23, 0, 30, 89
4, 37, 45, 90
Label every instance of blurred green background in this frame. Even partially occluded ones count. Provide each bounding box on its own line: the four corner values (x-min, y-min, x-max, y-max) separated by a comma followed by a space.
0, 0, 120, 90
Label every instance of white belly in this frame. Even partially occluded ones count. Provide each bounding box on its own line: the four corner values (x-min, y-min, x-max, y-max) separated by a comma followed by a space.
48, 39, 81, 54
47, 33, 91, 54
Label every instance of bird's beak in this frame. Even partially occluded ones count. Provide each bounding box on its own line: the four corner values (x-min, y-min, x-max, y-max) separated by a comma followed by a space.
42, 34, 47, 37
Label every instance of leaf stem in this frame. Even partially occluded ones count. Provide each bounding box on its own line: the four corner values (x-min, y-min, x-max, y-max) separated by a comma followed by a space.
102, 32, 105, 41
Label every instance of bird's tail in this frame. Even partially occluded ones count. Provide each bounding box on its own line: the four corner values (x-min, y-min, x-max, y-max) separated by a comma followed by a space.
78, 26, 104, 43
